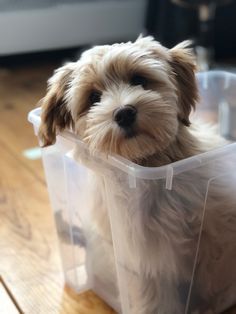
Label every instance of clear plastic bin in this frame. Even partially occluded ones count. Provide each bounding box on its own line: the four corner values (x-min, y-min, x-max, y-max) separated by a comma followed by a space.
28, 71, 236, 314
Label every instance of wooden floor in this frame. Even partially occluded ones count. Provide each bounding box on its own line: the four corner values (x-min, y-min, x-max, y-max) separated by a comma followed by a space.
0, 61, 115, 314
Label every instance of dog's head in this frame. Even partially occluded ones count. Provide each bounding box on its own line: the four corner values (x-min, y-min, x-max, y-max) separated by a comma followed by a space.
39, 36, 198, 163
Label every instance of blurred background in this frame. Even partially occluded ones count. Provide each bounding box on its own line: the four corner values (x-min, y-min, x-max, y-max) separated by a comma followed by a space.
0, 0, 235, 69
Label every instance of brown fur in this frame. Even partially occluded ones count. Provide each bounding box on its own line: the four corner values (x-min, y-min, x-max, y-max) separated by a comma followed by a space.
169, 41, 199, 126
38, 63, 75, 146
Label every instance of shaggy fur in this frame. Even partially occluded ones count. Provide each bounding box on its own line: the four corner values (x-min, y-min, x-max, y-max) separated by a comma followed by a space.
39, 36, 236, 314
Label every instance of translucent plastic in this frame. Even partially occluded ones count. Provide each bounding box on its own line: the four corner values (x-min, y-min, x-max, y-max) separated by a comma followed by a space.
28, 71, 236, 314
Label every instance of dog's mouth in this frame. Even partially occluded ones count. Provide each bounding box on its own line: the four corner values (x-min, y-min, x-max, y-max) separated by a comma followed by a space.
121, 126, 156, 141
123, 127, 137, 139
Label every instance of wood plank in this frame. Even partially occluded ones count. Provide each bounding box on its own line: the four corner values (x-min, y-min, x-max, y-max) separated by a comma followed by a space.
0, 142, 115, 313
0, 278, 22, 314
0, 64, 54, 182
0, 285, 20, 314
0, 63, 115, 313
8, 278, 115, 314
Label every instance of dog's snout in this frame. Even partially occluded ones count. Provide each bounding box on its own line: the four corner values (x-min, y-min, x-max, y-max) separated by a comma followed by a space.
113, 105, 137, 128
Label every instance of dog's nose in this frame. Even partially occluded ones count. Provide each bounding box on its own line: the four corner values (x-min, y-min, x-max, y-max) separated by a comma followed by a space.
113, 105, 137, 128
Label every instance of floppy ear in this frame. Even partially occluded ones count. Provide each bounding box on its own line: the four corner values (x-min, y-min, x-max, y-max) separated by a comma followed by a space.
169, 41, 198, 126
38, 62, 75, 146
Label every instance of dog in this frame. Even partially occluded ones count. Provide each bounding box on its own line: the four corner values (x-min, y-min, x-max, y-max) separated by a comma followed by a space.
38, 36, 236, 314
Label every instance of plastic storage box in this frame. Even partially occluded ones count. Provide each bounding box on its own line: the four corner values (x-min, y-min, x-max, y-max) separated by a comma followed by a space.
28, 71, 236, 314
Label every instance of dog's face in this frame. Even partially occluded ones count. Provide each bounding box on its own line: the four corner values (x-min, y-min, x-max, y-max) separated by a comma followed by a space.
39, 36, 198, 163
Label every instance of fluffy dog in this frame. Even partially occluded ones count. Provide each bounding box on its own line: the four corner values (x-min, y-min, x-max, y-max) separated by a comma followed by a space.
38, 36, 236, 313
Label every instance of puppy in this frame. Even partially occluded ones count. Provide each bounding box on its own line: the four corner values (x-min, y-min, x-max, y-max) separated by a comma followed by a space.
38, 36, 236, 314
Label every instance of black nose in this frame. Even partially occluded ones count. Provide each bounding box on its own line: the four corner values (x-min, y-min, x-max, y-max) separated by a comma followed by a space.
114, 105, 137, 128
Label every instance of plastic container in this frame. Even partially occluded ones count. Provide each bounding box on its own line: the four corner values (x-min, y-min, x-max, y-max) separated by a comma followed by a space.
28, 71, 236, 314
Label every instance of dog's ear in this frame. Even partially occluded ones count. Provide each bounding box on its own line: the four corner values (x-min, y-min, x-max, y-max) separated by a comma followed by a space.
169, 41, 198, 126
38, 63, 75, 146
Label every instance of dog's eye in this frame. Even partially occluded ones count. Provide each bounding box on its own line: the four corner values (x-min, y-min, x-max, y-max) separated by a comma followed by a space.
130, 75, 147, 88
89, 90, 102, 105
